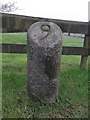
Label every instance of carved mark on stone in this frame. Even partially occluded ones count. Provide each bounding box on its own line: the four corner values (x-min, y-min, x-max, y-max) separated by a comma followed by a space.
40, 24, 50, 40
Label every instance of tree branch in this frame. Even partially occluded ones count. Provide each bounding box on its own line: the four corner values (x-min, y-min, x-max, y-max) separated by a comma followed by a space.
0, 2, 18, 13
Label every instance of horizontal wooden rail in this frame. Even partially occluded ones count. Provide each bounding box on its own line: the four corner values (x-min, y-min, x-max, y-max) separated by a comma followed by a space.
1, 13, 89, 35
0, 43, 89, 55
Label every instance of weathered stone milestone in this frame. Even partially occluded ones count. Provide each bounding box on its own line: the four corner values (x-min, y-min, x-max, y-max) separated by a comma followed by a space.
27, 21, 63, 102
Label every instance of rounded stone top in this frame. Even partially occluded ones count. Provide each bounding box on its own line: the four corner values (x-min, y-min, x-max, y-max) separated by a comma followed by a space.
28, 22, 63, 48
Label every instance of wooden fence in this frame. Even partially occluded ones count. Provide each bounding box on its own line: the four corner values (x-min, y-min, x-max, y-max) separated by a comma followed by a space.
1, 13, 90, 68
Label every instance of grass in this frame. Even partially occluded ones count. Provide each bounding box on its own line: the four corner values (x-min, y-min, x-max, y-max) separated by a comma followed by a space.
1, 33, 27, 44
1, 32, 84, 46
2, 33, 88, 118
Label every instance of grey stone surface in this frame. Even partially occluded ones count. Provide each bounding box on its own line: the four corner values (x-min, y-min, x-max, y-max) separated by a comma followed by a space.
27, 22, 63, 102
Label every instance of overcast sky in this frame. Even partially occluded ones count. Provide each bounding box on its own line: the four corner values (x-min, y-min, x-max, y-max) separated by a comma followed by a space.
1, 0, 89, 22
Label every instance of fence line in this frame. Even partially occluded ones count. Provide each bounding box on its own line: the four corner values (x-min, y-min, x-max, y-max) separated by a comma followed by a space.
1, 13, 89, 35
1, 43, 89, 55
1, 13, 90, 68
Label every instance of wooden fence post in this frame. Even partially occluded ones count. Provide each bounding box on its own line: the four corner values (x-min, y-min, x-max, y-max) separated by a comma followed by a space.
80, 35, 88, 69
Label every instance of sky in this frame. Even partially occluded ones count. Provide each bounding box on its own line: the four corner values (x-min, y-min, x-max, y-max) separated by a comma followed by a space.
1, 0, 89, 22
88, 1, 90, 21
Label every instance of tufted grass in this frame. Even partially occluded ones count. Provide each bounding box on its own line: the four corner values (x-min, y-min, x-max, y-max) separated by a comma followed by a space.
1, 33, 88, 118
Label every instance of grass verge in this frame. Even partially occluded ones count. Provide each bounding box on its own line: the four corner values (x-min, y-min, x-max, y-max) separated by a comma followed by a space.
2, 33, 88, 118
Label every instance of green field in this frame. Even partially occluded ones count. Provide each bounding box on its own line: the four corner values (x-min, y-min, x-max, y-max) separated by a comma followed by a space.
1, 32, 84, 46
1, 33, 88, 118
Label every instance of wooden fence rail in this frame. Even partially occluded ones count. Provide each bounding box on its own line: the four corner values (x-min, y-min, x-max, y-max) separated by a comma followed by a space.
1, 13, 89, 35
1, 13, 90, 68
1, 43, 89, 55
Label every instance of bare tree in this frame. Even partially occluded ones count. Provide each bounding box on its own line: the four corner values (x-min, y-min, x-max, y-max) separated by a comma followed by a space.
0, 2, 18, 13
